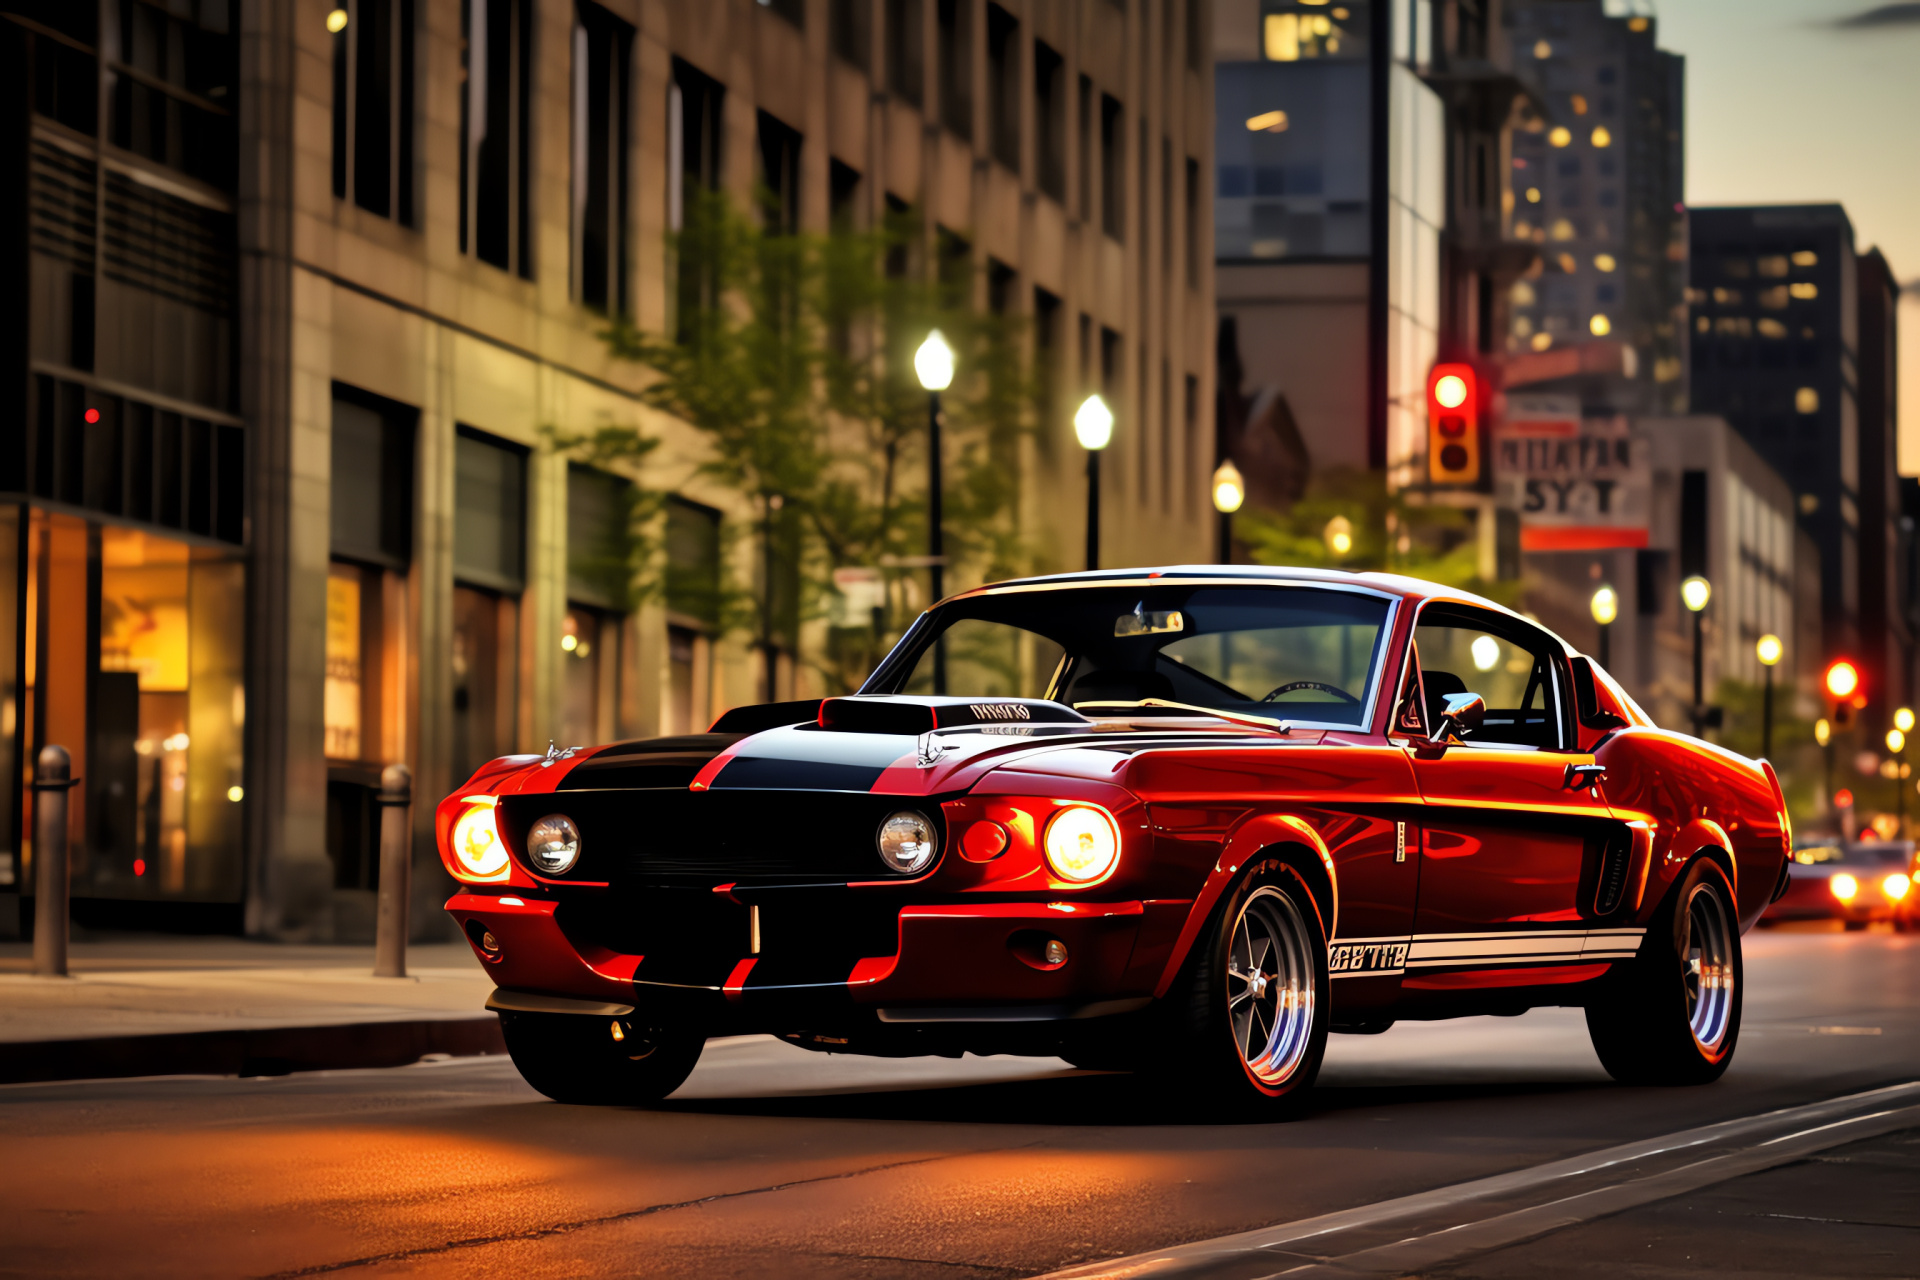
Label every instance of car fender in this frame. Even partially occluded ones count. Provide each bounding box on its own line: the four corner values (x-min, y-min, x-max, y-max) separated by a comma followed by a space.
1151, 812, 1337, 999
1645, 816, 1736, 925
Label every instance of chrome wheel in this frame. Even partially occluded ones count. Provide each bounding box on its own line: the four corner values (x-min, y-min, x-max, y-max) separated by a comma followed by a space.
1226, 886, 1316, 1085
1683, 884, 1735, 1051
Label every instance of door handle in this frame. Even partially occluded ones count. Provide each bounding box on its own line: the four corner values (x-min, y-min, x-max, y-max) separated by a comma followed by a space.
1564, 763, 1606, 791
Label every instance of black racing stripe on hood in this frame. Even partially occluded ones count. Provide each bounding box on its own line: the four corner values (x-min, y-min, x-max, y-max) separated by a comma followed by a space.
557, 734, 744, 790
710, 755, 892, 791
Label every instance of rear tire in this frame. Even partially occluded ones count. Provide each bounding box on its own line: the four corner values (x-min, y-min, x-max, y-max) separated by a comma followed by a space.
1586, 858, 1742, 1086
1158, 857, 1329, 1117
499, 1009, 705, 1105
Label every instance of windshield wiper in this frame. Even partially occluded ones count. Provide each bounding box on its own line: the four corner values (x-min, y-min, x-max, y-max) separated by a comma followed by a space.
1071, 698, 1300, 733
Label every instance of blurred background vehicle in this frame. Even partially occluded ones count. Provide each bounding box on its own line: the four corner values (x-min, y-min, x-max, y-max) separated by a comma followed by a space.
1764, 839, 1916, 931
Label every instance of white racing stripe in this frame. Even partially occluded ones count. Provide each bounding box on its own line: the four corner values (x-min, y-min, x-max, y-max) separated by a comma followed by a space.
1329, 928, 1645, 976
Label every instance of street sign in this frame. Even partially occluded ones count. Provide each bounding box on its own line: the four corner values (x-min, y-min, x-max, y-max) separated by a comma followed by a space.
1493, 396, 1650, 551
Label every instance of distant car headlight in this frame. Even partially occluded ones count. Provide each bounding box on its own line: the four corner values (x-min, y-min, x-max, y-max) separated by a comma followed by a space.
450, 797, 510, 882
526, 814, 582, 875
1883, 872, 1911, 902
1831, 873, 1859, 903
1044, 804, 1121, 883
878, 811, 937, 874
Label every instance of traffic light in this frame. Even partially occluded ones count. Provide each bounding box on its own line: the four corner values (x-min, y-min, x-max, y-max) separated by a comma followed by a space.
1825, 659, 1861, 729
1427, 363, 1481, 487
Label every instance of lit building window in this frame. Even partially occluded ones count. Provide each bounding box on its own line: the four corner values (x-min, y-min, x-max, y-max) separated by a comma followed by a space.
1265, 13, 1300, 60
1511, 280, 1537, 306
1713, 287, 1743, 305
1550, 218, 1575, 240
1791, 249, 1818, 267
1758, 318, 1787, 339
1757, 285, 1789, 309
1795, 387, 1819, 414
1570, 93, 1588, 115
1557, 252, 1577, 273
1594, 253, 1617, 271
1790, 282, 1818, 300
1757, 255, 1788, 278
1531, 332, 1553, 351
1246, 110, 1289, 132
1534, 39, 1552, 58
1590, 126, 1612, 147
1695, 315, 1710, 333
1548, 126, 1572, 147
1526, 186, 1541, 203
1589, 314, 1611, 336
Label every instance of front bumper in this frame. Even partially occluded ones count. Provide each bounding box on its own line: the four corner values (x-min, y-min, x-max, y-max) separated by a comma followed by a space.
447, 891, 1160, 1030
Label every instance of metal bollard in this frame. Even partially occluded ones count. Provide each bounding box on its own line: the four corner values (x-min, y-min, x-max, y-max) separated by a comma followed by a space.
32, 745, 79, 978
372, 763, 413, 979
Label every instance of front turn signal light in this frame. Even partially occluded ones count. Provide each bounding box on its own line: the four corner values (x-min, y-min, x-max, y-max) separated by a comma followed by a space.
1043, 804, 1121, 883
1883, 873, 1911, 903
1830, 873, 1859, 903
449, 796, 511, 882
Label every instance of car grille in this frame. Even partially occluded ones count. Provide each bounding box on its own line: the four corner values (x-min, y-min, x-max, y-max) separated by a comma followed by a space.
496, 788, 946, 888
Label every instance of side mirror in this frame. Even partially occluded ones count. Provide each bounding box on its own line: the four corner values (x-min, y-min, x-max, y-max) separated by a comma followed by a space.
1432, 692, 1486, 743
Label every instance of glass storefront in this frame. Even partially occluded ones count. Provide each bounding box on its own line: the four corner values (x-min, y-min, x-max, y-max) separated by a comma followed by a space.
6, 506, 245, 906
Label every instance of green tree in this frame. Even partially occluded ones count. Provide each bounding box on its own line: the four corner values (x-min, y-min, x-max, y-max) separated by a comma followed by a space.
599, 191, 1039, 696
1233, 467, 1520, 605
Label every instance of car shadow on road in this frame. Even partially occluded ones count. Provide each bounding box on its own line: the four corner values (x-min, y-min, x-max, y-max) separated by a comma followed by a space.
649, 1069, 1608, 1128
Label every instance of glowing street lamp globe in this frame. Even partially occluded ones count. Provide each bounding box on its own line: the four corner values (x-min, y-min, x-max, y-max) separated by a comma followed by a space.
1074, 394, 1114, 451
1755, 634, 1783, 667
1680, 575, 1711, 613
1211, 460, 1245, 514
913, 330, 955, 391
1589, 585, 1618, 627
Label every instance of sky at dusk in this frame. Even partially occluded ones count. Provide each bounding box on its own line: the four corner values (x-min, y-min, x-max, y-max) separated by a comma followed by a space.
1653, 0, 1920, 465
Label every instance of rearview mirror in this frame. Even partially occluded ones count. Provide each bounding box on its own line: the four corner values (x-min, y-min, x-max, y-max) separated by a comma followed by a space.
1432, 691, 1485, 743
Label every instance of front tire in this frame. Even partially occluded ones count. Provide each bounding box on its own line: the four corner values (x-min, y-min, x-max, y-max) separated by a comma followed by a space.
1164, 858, 1329, 1115
499, 1009, 705, 1105
1586, 858, 1742, 1085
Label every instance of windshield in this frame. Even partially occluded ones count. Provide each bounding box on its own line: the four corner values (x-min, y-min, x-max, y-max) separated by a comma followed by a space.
872, 584, 1394, 729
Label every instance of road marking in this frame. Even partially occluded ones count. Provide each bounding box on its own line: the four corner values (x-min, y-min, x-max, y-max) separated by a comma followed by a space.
1040, 1080, 1920, 1280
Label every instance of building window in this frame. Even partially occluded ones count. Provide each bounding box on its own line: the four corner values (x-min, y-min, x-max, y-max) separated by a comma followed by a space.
666, 496, 723, 734
559, 606, 618, 747
1185, 156, 1201, 282
987, 258, 1016, 315
985, 4, 1019, 170
460, 0, 533, 278
887, 0, 924, 107
450, 585, 518, 785
1184, 373, 1200, 515
331, 0, 416, 223
1187, 0, 1206, 71
110, 0, 238, 190
830, 160, 863, 230
670, 58, 724, 341
1161, 135, 1173, 274
758, 110, 802, 234
453, 428, 527, 592
572, 1, 631, 314
1034, 41, 1065, 201
1035, 285, 1062, 422
1100, 93, 1124, 241
937, 0, 972, 141
760, 0, 805, 26
1077, 74, 1093, 219
831, 0, 870, 69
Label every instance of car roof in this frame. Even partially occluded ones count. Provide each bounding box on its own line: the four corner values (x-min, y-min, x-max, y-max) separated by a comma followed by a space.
948, 564, 1560, 643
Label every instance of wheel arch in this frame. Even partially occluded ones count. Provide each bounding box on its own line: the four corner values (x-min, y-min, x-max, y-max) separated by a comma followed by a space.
1645, 825, 1738, 929
1153, 813, 1338, 999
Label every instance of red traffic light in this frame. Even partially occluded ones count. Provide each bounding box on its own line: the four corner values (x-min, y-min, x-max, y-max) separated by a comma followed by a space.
1824, 660, 1860, 701
1426, 363, 1481, 486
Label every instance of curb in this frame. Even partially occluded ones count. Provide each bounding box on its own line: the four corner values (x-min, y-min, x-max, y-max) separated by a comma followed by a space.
0, 1015, 506, 1084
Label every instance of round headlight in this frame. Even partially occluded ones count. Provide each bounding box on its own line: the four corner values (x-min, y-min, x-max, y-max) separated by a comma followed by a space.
526, 814, 582, 875
450, 799, 510, 881
1044, 805, 1120, 883
877, 810, 937, 875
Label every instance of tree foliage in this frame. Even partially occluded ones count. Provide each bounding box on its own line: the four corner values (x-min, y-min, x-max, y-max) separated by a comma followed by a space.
595, 191, 1040, 695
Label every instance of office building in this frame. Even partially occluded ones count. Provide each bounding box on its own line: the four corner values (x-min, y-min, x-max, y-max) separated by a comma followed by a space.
0, 0, 1215, 939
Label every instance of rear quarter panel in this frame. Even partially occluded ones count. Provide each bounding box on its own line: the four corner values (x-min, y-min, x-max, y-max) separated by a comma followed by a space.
1595, 727, 1789, 931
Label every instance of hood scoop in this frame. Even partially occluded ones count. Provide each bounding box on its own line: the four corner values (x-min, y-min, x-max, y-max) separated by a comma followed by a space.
819, 696, 1089, 736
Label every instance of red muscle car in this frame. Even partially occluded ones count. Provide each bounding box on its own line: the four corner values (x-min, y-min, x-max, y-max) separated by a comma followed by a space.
438, 567, 1791, 1112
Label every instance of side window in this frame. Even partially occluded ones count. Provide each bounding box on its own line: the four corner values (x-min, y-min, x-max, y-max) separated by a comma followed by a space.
901, 617, 1067, 699
1413, 609, 1565, 749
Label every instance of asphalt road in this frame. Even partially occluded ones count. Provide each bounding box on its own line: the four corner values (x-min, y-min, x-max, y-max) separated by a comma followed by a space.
2, 927, 1916, 1279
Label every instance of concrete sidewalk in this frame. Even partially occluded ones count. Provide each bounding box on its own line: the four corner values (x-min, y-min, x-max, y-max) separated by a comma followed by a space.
0, 937, 502, 1083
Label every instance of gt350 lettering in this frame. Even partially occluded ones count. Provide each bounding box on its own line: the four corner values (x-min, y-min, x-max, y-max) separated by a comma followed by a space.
972, 704, 1032, 721
1328, 941, 1409, 974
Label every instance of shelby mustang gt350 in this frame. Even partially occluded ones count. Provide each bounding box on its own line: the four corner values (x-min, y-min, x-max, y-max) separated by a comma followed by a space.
438, 567, 1791, 1111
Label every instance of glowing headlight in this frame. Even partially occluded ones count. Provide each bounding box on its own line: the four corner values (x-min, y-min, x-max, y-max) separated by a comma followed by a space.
1830, 873, 1859, 903
526, 814, 582, 875
1044, 804, 1120, 883
877, 811, 937, 874
450, 797, 510, 882
1883, 872, 1911, 903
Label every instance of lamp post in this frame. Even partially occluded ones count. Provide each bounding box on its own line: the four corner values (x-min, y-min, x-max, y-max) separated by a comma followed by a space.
1211, 460, 1244, 564
1815, 716, 1833, 820
1890, 726, 1910, 837
1755, 633, 1783, 760
915, 331, 955, 694
1681, 574, 1711, 737
1590, 585, 1618, 671
1075, 394, 1114, 570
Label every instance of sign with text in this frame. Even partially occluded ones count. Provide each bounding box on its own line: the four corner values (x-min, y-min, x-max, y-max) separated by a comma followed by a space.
1494, 397, 1650, 551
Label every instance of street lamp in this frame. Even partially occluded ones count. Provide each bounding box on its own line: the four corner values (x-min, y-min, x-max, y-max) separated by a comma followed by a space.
915, 330, 955, 694
1890, 726, 1909, 837
1681, 574, 1711, 737
1816, 715, 1834, 820
1590, 585, 1618, 670
1755, 633, 1782, 760
1324, 515, 1353, 559
1075, 393, 1114, 570
1211, 460, 1244, 564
